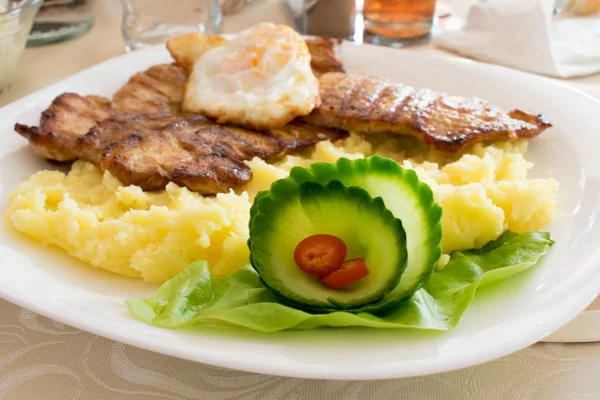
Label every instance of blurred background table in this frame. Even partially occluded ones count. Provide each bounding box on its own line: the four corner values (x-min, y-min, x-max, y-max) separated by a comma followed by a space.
3, 0, 600, 106
1, 0, 600, 398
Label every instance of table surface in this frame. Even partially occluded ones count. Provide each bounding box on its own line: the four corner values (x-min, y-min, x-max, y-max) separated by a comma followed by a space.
2, 0, 600, 398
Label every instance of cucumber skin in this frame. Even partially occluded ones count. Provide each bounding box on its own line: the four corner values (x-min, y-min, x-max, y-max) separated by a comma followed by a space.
289, 156, 443, 315
248, 180, 408, 313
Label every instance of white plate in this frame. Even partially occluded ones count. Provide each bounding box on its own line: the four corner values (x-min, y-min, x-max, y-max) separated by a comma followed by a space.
543, 296, 600, 342
1, 43, 600, 380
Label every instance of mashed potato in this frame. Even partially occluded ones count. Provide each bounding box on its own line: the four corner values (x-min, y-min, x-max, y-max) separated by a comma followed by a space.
6, 134, 558, 283
7, 163, 250, 282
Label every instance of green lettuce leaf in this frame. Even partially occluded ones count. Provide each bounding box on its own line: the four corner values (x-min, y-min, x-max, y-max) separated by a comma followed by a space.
126, 231, 553, 332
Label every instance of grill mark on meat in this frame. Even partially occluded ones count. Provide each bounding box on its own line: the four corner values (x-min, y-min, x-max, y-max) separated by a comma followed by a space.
112, 64, 188, 116
359, 79, 386, 121
17, 98, 346, 195
303, 73, 552, 152
15, 93, 112, 161
94, 115, 345, 194
341, 74, 366, 115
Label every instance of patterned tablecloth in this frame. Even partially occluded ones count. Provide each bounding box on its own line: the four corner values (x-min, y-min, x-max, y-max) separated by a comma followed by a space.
3, 299, 600, 400
1, 0, 600, 398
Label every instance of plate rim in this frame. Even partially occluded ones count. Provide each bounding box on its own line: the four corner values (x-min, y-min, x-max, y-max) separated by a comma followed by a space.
542, 302, 600, 343
1, 43, 600, 380
0, 265, 597, 380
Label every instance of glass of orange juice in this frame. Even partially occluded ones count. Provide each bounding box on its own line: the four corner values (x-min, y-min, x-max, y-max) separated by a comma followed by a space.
362, 0, 437, 47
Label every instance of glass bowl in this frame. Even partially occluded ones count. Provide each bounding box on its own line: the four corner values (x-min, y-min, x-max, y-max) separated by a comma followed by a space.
0, 0, 42, 97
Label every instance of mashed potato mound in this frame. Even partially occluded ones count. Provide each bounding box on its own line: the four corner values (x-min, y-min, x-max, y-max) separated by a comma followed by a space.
7, 135, 558, 283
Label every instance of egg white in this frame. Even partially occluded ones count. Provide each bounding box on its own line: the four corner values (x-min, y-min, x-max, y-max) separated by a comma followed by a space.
182, 23, 320, 130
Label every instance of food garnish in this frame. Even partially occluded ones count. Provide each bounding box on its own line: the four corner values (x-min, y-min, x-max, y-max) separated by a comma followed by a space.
320, 258, 370, 289
127, 231, 553, 332
247, 157, 444, 313
293, 234, 347, 277
285, 156, 443, 313
249, 178, 408, 312
293, 235, 369, 289
126, 156, 552, 329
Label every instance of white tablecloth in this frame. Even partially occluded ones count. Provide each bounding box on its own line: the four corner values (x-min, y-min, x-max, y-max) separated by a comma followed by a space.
1, 0, 600, 398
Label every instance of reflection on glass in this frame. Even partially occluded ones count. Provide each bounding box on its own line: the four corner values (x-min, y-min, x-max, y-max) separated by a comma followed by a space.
28, 0, 96, 47
121, 0, 222, 52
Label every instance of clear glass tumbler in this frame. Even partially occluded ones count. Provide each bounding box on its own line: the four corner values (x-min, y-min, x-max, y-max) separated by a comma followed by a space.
28, 0, 96, 47
121, 0, 223, 52
0, 0, 42, 97
363, 0, 437, 47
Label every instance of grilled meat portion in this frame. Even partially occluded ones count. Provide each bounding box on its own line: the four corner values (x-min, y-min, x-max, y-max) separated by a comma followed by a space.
13, 56, 348, 167
112, 63, 188, 115
77, 114, 178, 163
15, 64, 187, 162
91, 115, 345, 194
15, 93, 111, 161
15, 38, 346, 161
303, 73, 552, 152
104, 133, 252, 194
16, 98, 346, 194
97, 117, 253, 194
306, 37, 346, 77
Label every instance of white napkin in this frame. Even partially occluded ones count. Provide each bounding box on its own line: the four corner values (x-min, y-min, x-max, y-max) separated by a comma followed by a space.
432, 0, 600, 78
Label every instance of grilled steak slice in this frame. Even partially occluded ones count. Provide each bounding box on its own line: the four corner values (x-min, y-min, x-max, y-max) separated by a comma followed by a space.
101, 131, 252, 194
303, 73, 552, 152
16, 86, 346, 194
94, 115, 346, 194
306, 37, 346, 77
111, 63, 188, 115
15, 93, 111, 161
15, 64, 187, 162
77, 115, 178, 163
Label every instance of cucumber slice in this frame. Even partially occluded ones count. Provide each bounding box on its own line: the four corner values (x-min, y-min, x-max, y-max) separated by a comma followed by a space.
249, 180, 408, 312
289, 156, 442, 314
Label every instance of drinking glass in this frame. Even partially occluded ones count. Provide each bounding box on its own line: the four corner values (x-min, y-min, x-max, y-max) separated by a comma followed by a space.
0, 0, 41, 97
362, 0, 437, 47
28, 0, 96, 47
286, 0, 359, 40
121, 0, 223, 52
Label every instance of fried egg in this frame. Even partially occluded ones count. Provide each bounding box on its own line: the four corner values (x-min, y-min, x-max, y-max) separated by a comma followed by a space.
182, 23, 320, 130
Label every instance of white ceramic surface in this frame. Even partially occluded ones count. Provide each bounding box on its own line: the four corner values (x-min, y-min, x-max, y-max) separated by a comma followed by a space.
1, 43, 600, 380
543, 297, 600, 342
